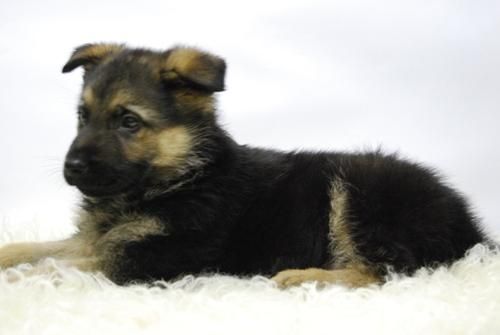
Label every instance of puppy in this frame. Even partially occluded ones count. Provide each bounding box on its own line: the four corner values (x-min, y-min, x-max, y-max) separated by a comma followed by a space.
0, 43, 488, 288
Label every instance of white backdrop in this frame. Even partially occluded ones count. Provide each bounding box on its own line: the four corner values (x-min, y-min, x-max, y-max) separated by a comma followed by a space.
0, 0, 499, 235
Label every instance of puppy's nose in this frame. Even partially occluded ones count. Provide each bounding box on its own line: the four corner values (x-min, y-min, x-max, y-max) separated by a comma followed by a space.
64, 157, 89, 176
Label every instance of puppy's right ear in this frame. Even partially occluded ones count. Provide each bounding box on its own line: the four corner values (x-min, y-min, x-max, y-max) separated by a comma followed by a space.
160, 47, 226, 92
62, 43, 124, 73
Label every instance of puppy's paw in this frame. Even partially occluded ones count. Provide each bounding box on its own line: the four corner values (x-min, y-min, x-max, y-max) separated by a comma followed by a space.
272, 267, 381, 289
272, 268, 334, 288
0, 243, 37, 269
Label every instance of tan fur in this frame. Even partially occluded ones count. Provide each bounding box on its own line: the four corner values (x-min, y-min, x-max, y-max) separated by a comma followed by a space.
162, 46, 225, 92
0, 237, 98, 272
69, 43, 124, 72
0, 240, 74, 268
163, 47, 213, 84
81, 86, 96, 107
125, 104, 161, 123
173, 89, 215, 114
327, 178, 363, 268
79, 43, 124, 60
272, 266, 381, 289
152, 127, 194, 167
75, 206, 167, 249
74, 209, 166, 276
123, 125, 195, 176
108, 90, 135, 110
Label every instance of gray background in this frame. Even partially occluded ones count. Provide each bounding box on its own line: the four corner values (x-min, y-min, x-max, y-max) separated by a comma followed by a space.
0, 0, 499, 236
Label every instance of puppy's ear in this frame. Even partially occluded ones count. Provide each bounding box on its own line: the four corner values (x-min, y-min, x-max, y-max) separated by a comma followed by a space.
161, 47, 226, 92
62, 43, 124, 73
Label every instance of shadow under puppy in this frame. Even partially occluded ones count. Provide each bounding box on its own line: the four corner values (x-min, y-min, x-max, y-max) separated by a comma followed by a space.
0, 44, 488, 288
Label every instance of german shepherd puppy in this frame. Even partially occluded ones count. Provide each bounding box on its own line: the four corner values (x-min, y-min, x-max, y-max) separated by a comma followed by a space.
0, 43, 488, 288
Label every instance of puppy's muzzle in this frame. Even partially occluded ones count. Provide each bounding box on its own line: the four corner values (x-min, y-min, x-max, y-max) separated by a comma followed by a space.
64, 157, 89, 179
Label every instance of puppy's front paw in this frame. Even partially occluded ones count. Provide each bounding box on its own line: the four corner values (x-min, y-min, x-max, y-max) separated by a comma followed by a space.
0, 243, 37, 269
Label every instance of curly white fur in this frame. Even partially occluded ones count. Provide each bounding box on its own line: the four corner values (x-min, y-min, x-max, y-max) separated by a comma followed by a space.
0, 228, 499, 335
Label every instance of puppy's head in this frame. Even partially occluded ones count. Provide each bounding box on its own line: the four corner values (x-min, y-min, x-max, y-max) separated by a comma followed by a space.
62, 43, 226, 197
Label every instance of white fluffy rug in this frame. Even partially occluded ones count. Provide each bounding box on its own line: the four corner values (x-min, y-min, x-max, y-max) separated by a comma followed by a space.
1, 228, 499, 335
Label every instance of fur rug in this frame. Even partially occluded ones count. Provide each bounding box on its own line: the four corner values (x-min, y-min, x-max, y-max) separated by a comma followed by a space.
1, 228, 499, 335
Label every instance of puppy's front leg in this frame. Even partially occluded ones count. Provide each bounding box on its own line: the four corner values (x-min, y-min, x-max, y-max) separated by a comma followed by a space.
0, 238, 88, 269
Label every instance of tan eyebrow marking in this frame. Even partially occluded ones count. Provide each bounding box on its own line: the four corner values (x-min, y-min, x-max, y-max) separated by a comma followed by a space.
125, 105, 160, 122
108, 90, 134, 108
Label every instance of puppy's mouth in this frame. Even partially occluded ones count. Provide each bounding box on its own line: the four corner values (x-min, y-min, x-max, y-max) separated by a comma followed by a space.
75, 179, 124, 197
66, 174, 134, 197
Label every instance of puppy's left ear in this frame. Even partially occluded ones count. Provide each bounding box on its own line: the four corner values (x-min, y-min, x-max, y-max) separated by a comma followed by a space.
161, 47, 226, 92
62, 43, 125, 73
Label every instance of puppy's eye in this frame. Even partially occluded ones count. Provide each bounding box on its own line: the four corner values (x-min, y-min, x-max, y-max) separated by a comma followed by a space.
120, 114, 141, 132
77, 106, 90, 126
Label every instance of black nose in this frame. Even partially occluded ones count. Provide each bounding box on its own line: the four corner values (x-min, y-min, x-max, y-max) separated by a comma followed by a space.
64, 157, 89, 176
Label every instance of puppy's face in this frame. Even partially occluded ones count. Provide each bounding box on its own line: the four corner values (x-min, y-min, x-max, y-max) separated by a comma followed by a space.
62, 44, 226, 197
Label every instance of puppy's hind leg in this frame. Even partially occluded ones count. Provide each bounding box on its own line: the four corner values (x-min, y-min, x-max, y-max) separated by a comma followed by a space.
272, 178, 382, 289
